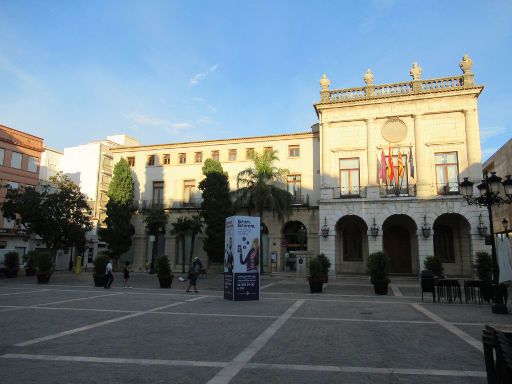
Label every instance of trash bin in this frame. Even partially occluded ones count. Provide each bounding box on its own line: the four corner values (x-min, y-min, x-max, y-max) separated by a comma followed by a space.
74, 256, 82, 274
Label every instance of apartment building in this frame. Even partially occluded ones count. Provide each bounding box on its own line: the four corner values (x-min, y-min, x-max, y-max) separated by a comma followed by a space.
111, 131, 320, 272
0, 124, 44, 255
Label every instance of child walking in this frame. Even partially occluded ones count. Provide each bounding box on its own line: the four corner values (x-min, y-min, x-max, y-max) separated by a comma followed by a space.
123, 261, 131, 288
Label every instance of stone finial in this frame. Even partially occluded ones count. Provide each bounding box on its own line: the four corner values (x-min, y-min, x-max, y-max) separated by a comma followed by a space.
459, 54, 473, 74
364, 69, 374, 85
410, 62, 422, 80
320, 74, 330, 90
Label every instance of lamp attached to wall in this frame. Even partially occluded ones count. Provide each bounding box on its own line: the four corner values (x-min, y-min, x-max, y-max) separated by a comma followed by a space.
370, 218, 379, 238
321, 217, 330, 239
421, 215, 431, 239
477, 213, 487, 237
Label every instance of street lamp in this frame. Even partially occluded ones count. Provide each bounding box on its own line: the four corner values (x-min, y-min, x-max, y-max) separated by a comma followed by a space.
421, 215, 431, 239
459, 172, 512, 314
370, 218, 379, 238
321, 217, 330, 239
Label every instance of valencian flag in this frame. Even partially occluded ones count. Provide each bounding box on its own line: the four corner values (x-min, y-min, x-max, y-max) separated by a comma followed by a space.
380, 150, 386, 182
386, 146, 395, 183
409, 146, 415, 179
397, 151, 405, 178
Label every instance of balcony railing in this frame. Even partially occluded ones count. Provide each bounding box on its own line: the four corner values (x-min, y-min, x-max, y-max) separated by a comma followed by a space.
380, 184, 416, 198
436, 182, 460, 195
132, 199, 202, 210
290, 194, 310, 206
331, 186, 365, 199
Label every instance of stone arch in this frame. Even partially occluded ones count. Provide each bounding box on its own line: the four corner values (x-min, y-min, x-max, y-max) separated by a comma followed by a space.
382, 214, 419, 274
281, 220, 308, 271
335, 215, 369, 274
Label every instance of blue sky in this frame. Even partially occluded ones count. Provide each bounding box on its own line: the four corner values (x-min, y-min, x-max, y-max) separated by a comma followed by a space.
0, 0, 511, 160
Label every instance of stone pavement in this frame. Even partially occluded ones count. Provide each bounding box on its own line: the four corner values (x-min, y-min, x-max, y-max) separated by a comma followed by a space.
0, 271, 509, 383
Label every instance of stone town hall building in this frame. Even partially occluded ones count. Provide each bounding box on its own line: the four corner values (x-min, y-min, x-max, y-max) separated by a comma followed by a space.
111, 56, 489, 277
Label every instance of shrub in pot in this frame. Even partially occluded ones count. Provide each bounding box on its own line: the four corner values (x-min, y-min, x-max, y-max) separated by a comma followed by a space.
423, 255, 444, 278
367, 251, 390, 295
25, 251, 37, 276
307, 254, 331, 293
93, 254, 109, 287
5, 251, 19, 278
157, 255, 173, 288
35, 252, 54, 284
474, 251, 492, 302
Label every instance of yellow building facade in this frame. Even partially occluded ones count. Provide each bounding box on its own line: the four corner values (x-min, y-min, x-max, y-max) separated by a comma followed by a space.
112, 55, 490, 277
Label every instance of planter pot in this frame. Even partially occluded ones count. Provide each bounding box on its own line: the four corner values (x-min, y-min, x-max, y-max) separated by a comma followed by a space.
158, 276, 173, 288
25, 268, 36, 277
373, 280, 389, 295
6, 268, 18, 278
308, 278, 324, 293
93, 273, 106, 287
37, 273, 52, 284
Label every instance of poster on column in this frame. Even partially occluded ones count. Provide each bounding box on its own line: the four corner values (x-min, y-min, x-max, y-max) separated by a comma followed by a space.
224, 215, 260, 301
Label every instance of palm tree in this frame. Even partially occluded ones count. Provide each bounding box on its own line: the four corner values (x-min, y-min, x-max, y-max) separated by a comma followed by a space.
235, 149, 292, 221
144, 205, 168, 273
171, 216, 203, 273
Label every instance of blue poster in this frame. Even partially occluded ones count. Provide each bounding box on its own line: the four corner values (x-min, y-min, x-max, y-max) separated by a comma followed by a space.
224, 216, 260, 301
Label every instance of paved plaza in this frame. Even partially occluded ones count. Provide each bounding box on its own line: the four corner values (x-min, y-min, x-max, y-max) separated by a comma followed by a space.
0, 271, 509, 383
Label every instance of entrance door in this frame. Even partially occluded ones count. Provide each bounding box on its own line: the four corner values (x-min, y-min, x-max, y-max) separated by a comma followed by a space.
383, 225, 412, 273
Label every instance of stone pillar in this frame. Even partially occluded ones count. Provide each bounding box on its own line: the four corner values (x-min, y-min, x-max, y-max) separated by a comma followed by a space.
321, 122, 331, 187
366, 118, 380, 198
464, 108, 483, 182
414, 114, 430, 197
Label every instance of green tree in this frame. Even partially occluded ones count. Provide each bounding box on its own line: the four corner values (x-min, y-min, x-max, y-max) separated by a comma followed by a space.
171, 216, 203, 272
144, 204, 168, 273
235, 149, 292, 221
199, 160, 234, 263
98, 158, 135, 260
2, 173, 92, 255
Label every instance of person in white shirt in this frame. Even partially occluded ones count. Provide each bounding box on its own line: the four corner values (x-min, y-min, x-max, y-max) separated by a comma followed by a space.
104, 259, 113, 289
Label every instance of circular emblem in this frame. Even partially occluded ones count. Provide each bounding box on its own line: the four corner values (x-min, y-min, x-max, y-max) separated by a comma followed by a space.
381, 118, 407, 143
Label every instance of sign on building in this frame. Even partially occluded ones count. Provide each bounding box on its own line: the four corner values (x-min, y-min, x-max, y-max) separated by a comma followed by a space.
224, 216, 260, 301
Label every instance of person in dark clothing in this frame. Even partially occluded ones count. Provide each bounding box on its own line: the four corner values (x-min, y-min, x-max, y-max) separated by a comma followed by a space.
187, 257, 203, 293
104, 259, 113, 289
123, 261, 131, 288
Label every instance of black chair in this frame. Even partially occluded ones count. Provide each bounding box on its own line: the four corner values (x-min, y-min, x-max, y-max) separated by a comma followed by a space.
464, 280, 483, 304
495, 331, 512, 383
420, 270, 436, 302
436, 279, 462, 304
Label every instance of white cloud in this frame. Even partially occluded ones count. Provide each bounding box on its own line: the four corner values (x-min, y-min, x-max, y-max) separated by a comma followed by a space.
127, 113, 193, 134
480, 126, 507, 141
189, 64, 219, 86
193, 96, 217, 113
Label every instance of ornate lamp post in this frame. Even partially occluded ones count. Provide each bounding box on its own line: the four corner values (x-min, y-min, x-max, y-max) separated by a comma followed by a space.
459, 172, 512, 314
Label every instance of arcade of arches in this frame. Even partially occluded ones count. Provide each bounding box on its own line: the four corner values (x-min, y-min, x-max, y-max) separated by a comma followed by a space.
334, 213, 473, 276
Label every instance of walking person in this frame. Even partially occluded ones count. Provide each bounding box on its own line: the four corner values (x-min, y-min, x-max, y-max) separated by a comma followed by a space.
104, 258, 114, 289
186, 257, 203, 293
123, 261, 131, 288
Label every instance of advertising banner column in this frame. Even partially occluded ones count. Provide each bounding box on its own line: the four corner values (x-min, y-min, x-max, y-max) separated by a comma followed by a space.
224, 216, 260, 301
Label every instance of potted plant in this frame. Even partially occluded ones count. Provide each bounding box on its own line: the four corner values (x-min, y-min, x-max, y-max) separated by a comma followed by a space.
474, 251, 492, 302
4, 251, 19, 278
24, 251, 37, 276
367, 251, 390, 295
307, 253, 331, 293
424, 255, 444, 279
157, 255, 173, 288
93, 254, 109, 287
35, 252, 54, 284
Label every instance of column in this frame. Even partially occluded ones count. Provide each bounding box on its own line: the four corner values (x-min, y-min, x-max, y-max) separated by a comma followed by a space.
464, 109, 483, 182
414, 114, 430, 197
366, 118, 377, 186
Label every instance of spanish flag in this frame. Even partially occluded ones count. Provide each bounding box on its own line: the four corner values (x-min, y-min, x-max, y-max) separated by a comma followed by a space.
397, 151, 404, 178
387, 146, 394, 182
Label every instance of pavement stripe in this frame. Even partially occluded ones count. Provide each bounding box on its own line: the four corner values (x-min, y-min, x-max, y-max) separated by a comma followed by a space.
0, 289, 49, 296
293, 316, 435, 325
15, 301, 188, 347
0, 353, 226, 368
33, 292, 124, 307
411, 303, 483, 353
260, 282, 278, 290
0, 353, 486, 378
206, 299, 305, 384
389, 284, 403, 297
246, 363, 486, 377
